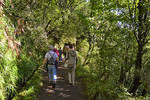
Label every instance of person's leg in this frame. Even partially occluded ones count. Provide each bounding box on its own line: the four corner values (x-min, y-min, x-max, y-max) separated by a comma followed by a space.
52, 66, 57, 88
60, 56, 62, 61
59, 56, 61, 61
59, 56, 60, 61
68, 65, 72, 84
48, 66, 52, 82
68, 72, 72, 83
72, 65, 76, 86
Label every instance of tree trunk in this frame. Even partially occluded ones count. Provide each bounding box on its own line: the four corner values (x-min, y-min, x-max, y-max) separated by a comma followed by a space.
129, 73, 141, 96
129, 32, 143, 96
129, 0, 147, 95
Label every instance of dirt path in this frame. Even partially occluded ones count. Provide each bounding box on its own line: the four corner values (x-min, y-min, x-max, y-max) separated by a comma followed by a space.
38, 62, 86, 100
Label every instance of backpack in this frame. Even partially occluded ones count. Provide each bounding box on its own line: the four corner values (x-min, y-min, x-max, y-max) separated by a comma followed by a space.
47, 52, 55, 65
68, 50, 77, 65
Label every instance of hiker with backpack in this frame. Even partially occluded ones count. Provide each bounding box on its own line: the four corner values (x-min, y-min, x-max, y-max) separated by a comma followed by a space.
65, 44, 77, 86
41, 45, 58, 88
53, 47, 59, 71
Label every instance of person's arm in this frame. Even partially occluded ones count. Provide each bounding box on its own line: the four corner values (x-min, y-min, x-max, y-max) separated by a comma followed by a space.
65, 51, 69, 61
41, 58, 47, 69
56, 53, 59, 62
62, 47, 65, 54
56, 50, 59, 57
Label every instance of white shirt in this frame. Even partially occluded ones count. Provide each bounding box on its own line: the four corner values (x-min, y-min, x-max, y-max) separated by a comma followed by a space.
45, 50, 57, 61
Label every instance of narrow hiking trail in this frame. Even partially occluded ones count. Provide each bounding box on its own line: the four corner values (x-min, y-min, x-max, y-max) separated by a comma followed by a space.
38, 62, 86, 100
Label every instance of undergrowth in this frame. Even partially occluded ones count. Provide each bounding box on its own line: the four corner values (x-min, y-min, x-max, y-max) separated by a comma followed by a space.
76, 53, 150, 100
12, 69, 42, 100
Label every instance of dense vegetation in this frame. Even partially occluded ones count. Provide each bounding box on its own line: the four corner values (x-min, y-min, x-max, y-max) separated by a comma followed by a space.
0, 0, 149, 100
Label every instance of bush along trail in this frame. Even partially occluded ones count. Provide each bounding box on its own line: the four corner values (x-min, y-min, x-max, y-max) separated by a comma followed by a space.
38, 62, 87, 100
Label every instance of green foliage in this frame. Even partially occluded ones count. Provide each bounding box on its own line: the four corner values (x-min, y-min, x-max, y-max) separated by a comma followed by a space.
1, 0, 150, 99
75, 0, 149, 99
0, 0, 49, 99
12, 69, 42, 100
16, 52, 36, 81
87, 81, 119, 100
0, 14, 19, 99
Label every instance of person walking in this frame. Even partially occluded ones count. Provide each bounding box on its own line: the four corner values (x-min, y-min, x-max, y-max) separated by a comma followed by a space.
65, 44, 77, 86
58, 47, 63, 62
63, 43, 69, 59
53, 47, 59, 71
41, 45, 58, 88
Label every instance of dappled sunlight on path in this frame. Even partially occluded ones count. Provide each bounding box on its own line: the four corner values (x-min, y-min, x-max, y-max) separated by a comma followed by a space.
38, 63, 86, 100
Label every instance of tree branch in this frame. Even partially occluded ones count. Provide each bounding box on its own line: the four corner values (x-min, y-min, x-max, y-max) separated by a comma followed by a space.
45, 20, 51, 32
48, 26, 57, 35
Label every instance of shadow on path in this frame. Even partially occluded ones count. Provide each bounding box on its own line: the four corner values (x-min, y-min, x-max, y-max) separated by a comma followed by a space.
38, 62, 86, 100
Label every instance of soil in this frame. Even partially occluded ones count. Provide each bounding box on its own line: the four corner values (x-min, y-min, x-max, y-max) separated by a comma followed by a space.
38, 62, 87, 100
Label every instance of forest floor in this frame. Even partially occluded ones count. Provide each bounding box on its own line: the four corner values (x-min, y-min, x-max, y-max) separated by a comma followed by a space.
38, 61, 87, 100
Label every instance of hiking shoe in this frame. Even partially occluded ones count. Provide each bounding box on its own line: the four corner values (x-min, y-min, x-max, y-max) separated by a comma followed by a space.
52, 83, 56, 88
